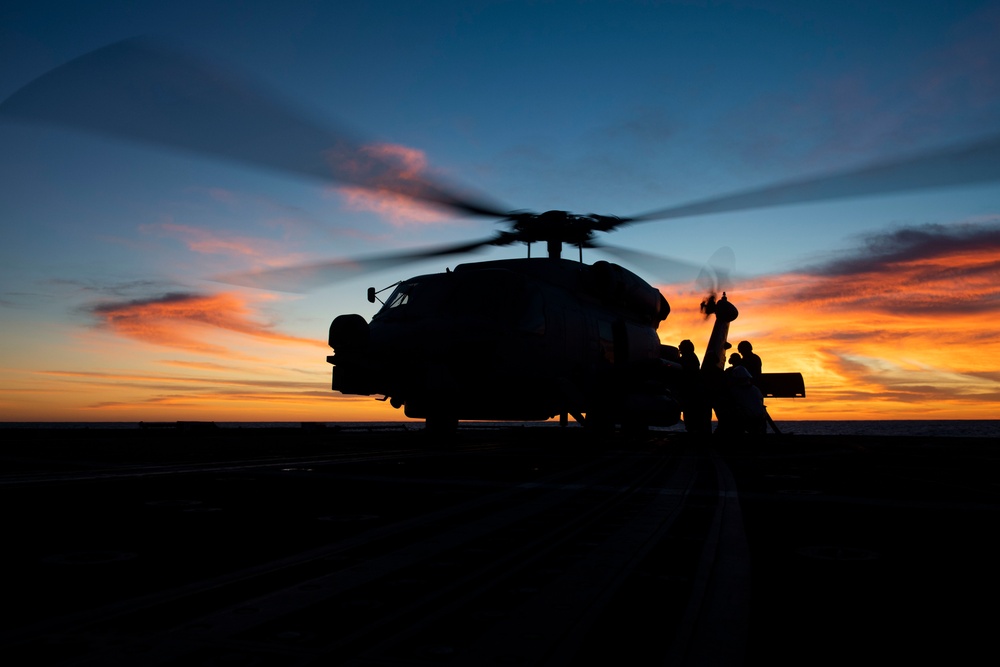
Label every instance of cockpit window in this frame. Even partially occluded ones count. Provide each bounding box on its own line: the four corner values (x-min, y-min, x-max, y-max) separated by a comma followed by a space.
373, 282, 418, 319
387, 287, 411, 308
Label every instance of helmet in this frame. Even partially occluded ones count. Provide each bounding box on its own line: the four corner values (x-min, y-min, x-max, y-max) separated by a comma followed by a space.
738, 340, 753, 353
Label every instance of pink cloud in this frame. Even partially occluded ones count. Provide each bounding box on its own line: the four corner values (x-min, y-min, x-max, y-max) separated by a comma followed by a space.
337, 186, 447, 226
330, 143, 454, 226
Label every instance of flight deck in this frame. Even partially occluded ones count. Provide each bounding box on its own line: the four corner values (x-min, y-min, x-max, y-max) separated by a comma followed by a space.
1, 425, 996, 665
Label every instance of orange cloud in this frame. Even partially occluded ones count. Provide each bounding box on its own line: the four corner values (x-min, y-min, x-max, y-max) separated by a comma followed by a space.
660, 221, 1000, 419
89, 291, 313, 354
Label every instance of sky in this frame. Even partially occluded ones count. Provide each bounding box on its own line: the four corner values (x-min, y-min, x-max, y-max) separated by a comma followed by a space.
2, 0, 1000, 423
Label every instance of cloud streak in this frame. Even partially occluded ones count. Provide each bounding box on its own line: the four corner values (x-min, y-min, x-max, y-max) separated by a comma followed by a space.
24, 368, 380, 420
88, 291, 314, 354
139, 222, 314, 269
792, 220, 1000, 313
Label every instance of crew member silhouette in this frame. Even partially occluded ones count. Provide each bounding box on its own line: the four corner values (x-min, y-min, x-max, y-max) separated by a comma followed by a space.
678, 339, 700, 371
727, 352, 743, 371
737, 341, 762, 378
735, 340, 784, 434
677, 340, 710, 435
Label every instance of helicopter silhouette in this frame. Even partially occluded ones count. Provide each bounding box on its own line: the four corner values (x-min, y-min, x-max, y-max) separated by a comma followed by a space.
4, 38, 1000, 434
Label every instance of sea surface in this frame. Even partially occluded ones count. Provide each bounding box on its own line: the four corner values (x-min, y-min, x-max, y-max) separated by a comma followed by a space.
2, 420, 999, 438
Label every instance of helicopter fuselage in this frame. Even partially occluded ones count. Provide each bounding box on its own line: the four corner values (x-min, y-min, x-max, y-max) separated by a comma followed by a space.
328, 257, 680, 427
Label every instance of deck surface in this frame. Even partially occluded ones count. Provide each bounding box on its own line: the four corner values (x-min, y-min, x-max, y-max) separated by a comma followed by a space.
1, 425, 997, 665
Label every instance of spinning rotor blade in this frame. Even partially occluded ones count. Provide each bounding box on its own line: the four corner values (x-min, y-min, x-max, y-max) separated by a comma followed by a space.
593, 243, 707, 285
213, 237, 500, 292
597, 243, 738, 293
625, 134, 1000, 224
0, 38, 508, 219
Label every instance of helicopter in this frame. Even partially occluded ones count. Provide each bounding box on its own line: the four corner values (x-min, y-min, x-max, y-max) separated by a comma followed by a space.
3, 38, 999, 433
332, 219, 682, 433
325, 214, 804, 434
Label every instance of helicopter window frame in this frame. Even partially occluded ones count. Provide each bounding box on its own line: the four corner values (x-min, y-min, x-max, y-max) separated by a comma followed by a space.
372, 277, 453, 321
388, 289, 410, 309
379, 281, 420, 313
370, 282, 418, 321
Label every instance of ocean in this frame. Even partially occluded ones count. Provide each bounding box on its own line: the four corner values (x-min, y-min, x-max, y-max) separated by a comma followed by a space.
2, 420, 999, 438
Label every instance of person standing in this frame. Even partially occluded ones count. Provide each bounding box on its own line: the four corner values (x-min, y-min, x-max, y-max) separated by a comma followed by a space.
737, 341, 762, 378
678, 340, 710, 435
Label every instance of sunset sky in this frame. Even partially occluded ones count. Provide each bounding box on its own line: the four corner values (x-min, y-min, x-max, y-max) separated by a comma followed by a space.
2, 1, 999, 422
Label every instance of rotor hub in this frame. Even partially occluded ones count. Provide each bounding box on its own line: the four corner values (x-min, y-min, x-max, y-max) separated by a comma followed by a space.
506, 210, 623, 259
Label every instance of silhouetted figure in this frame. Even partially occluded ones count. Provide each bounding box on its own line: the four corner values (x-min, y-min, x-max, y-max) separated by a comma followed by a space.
679, 339, 700, 371
678, 339, 710, 435
716, 365, 766, 436
737, 340, 762, 378
733, 339, 783, 432
727, 352, 743, 370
